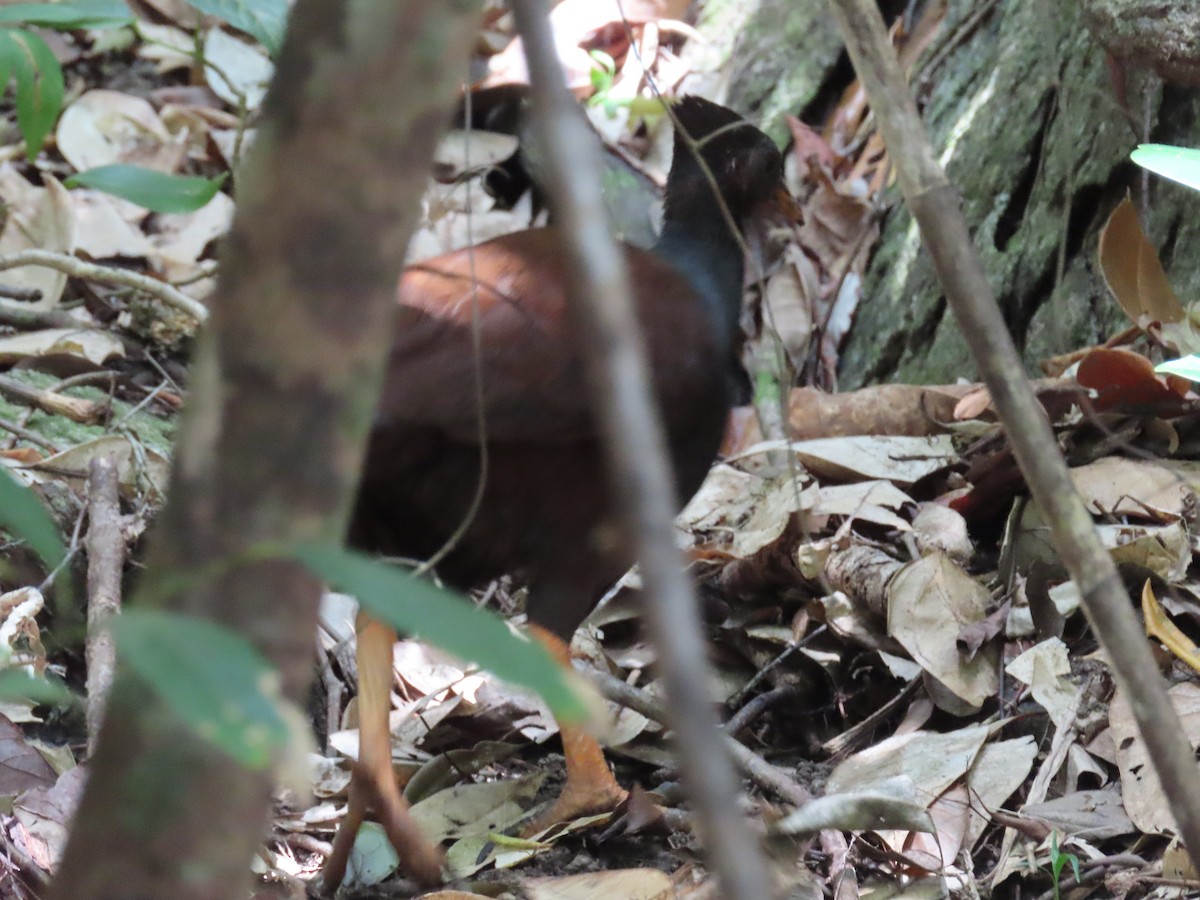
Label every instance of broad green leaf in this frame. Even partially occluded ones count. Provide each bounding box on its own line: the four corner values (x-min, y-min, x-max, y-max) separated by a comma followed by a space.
114, 609, 289, 769
185, 0, 286, 56
0, 669, 73, 705
0, 28, 63, 159
1156, 354, 1200, 382
66, 165, 226, 213
0, 468, 66, 571
1132, 144, 1200, 194
293, 543, 586, 722
0, 1, 132, 29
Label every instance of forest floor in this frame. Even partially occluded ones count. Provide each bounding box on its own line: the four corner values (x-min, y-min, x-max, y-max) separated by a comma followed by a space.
0, 2, 1195, 899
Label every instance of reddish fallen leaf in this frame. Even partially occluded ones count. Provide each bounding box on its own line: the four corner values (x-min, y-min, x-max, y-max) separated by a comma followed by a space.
1076, 346, 1194, 412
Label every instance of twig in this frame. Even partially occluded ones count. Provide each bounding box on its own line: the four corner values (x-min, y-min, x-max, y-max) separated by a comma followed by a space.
0, 284, 42, 303
85, 456, 124, 756
594, 670, 812, 809
513, 3, 778, 897
0, 303, 92, 331
0, 250, 208, 323
724, 683, 805, 737
0, 374, 106, 424
0, 416, 63, 454
827, 0, 1200, 868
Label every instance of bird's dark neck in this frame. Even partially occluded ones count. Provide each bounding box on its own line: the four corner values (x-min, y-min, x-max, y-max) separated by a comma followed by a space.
654, 198, 744, 350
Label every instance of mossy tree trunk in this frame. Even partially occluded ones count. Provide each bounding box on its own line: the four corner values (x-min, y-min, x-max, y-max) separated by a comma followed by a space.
690, 0, 1200, 387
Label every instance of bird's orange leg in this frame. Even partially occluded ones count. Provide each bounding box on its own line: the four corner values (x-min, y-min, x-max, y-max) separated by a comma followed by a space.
520, 624, 628, 836
323, 613, 443, 891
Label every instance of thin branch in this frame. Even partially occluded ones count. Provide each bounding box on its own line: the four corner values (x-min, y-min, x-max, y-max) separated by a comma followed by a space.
594, 670, 812, 809
826, 0, 1200, 868
512, 3, 778, 897
85, 456, 124, 756
0, 250, 208, 323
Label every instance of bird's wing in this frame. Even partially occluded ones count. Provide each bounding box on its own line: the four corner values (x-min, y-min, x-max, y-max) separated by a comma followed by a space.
377, 230, 594, 443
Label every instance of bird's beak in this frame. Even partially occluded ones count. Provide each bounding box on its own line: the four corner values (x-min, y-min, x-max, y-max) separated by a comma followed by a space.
771, 184, 803, 226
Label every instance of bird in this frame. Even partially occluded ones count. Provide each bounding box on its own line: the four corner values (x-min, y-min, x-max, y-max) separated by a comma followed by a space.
322, 95, 801, 890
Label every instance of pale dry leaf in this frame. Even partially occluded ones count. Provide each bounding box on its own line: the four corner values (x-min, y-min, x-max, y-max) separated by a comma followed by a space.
1097, 520, 1190, 582
1109, 681, 1200, 834
434, 130, 519, 179
135, 22, 194, 73
0, 328, 124, 367
814, 480, 913, 531
888, 554, 1000, 708
57, 90, 181, 173
307, 752, 351, 798
910, 503, 972, 563
1071, 456, 1196, 521
749, 434, 957, 485
963, 737, 1037, 849
0, 715, 56, 798
1065, 743, 1109, 792
762, 262, 813, 371
1022, 787, 1135, 841
209, 127, 257, 168
0, 168, 75, 308
137, 0, 201, 27
410, 773, 545, 842
773, 791, 934, 835
826, 723, 991, 801
71, 189, 154, 258
524, 868, 675, 900
21, 436, 170, 501
203, 28, 273, 111
1005, 639, 1080, 730
444, 814, 608, 878
891, 783, 969, 873
11, 765, 85, 871
0, 587, 44, 672
677, 463, 763, 535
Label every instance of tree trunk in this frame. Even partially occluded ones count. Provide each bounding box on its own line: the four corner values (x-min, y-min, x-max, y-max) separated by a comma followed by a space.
48, 3, 482, 899
690, 0, 1200, 387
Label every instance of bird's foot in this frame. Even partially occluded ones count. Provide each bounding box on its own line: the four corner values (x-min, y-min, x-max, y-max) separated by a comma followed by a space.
520, 762, 628, 837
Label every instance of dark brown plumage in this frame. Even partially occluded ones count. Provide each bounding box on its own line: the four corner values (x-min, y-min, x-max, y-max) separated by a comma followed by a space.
325, 96, 799, 891
352, 96, 795, 639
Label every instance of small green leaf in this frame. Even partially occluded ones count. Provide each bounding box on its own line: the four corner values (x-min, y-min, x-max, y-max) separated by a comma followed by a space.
114, 609, 290, 769
1155, 355, 1200, 382
0, 1, 132, 29
0, 669, 72, 706
1132, 144, 1200, 194
0, 468, 66, 571
0, 28, 64, 159
66, 165, 226, 213
185, 0, 287, 55
293, 543, 586, 722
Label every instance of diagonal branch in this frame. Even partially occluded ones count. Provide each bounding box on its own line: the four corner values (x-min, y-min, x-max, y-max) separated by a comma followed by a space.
826, 0, 1200, 867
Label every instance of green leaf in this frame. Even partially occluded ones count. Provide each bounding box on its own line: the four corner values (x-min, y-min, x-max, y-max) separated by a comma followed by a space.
1155, 355, 1200, 382
0, 668, 72, 706
185, 0, 287, 56
114, 609, 290, 769
1132, 144, 1200, 194
293, 543, 587, 722
0, 1, 132, 29
0, 28, 64, 159
0, 468, 66, 571
66, 165, 226, 213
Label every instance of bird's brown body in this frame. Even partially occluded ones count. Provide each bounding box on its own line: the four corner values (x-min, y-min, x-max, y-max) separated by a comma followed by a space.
352, 229, 732, 639
326, 96, 799, 891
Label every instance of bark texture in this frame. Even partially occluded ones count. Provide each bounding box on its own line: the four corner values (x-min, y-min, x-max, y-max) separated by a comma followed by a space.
687, 0, 1200, 387
48, 2, 483, 898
